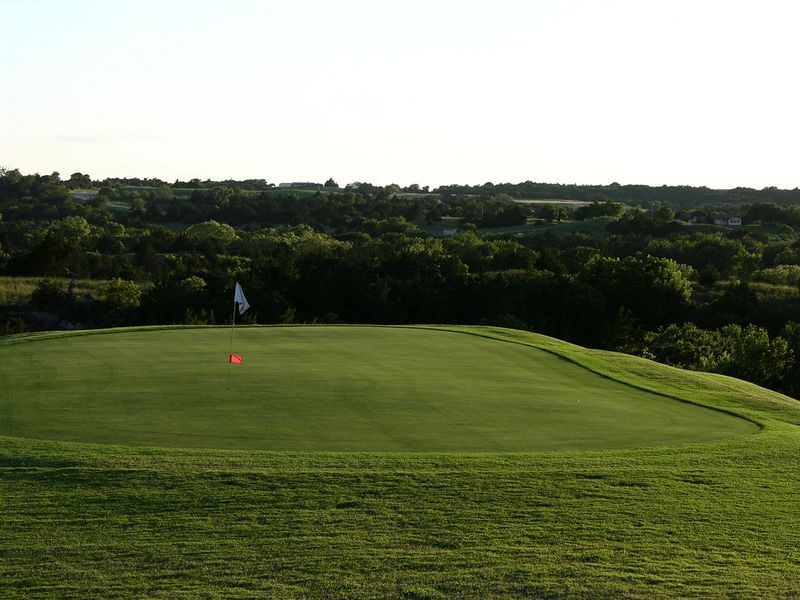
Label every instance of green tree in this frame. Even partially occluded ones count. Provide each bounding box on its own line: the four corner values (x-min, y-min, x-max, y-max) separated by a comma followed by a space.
573, 201, 625, 221
52, 215, 91, 240
30, 279, 68, 311
580, 255, 693, 328
744, 203, 786, 224
104, 278, 142, 311
0, 211, 7, 271
21, 216, 92, 276
778, 322, 800, 396
644, 323, 725, 371
717, 324, 793, 389
66, 172, 92, 189
534, 203, 569, 222
184, 220, 237, 242
655, 205, 675, 222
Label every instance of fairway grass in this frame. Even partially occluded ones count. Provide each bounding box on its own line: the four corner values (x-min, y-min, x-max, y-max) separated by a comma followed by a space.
1, 325, 799, 598
0, 326, 755, 451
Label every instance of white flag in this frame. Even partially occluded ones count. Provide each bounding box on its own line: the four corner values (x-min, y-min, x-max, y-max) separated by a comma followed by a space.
234, 282, 250, 315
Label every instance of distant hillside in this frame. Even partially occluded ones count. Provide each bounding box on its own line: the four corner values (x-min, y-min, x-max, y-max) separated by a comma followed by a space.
433, 181, 800, 208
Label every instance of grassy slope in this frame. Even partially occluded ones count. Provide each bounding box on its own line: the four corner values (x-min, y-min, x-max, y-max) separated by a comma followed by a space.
0, 276, 108, 306
0, 326, 754, 451
0, 326, 799, 598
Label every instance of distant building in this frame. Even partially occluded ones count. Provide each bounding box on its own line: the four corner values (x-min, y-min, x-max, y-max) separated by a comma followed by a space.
72, 192, 97, 201
712, 215, 742, 226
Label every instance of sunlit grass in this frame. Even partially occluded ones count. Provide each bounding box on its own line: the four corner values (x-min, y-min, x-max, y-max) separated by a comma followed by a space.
0, 326, 798, 597
0, 276, 108, 305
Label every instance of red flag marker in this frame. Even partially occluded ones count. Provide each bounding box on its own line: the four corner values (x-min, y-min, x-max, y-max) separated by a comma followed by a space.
229, 354, 243, 364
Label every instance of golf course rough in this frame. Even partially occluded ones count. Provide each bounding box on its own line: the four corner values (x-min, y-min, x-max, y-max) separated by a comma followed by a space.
2, 325, 800, 598
0, 325, 757, 451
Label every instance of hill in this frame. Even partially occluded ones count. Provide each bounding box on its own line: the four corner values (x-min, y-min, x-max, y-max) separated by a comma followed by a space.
0, 325, 756, 451
0, 325, 799, 597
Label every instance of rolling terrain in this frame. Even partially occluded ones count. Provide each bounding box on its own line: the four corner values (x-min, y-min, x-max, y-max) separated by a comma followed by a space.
0, 326, 756, 451
0, 326, 798, 598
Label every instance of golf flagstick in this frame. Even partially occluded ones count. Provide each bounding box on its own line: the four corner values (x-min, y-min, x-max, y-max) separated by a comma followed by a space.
227, 282, 250, 388
226, 296, 237, 388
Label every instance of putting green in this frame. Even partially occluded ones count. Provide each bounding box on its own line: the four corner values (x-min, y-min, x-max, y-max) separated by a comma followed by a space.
0, 326, 757, 451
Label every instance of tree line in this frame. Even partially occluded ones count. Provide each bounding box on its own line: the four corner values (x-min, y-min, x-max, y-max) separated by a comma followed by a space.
3, 167, 800, 398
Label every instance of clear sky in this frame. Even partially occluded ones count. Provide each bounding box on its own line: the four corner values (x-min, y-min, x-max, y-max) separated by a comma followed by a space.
2, 0, 799, 189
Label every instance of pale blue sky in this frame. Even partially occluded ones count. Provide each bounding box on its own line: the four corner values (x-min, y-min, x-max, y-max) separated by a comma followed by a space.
2, 0, 799, 188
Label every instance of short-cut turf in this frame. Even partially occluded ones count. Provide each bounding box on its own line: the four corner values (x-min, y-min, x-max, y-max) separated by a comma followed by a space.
0, 325, 756, 451
2, 326, 799, 598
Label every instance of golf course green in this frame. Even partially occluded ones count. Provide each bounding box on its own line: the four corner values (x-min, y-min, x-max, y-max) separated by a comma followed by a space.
0, 325, 756, 451
2, 325, 799, 597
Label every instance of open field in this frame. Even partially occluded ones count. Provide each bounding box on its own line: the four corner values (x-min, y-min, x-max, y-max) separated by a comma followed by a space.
512, 198, 595, 207
417, 217, 615, 237
0, 276, 109, 306
1, 325, 799, 597
118, 185, 324, 199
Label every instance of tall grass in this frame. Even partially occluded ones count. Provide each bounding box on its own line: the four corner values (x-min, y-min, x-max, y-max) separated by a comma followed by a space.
0, 276, 109, 305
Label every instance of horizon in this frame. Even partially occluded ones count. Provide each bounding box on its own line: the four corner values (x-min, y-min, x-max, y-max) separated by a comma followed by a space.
3, 1, 800, 190
6, 166, 800, 193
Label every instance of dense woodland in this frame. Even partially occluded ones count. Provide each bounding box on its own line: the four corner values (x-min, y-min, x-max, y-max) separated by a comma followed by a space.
3, 167, 800, 397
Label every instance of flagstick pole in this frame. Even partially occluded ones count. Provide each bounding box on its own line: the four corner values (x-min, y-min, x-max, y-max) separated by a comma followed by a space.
226, 300, 237, 388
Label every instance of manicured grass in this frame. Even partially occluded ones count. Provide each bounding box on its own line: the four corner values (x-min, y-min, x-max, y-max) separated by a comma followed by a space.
0, 326, 755, 451
0, 326, 799, 598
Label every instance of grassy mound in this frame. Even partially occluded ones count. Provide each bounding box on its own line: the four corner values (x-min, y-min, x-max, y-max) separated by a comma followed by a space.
1, 325, 799, 598
0, 326, 756, 451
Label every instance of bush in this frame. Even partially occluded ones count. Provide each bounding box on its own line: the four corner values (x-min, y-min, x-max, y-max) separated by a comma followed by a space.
752, 265, 800, 287
30, 280, 68, 311
104, 278, 142, 311
1, 316, 26, 335
644, 322, 794, 392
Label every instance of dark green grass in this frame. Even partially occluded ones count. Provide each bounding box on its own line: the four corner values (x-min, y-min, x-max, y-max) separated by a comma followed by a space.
0, 326, 755, 451
1, 326, 799, 598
